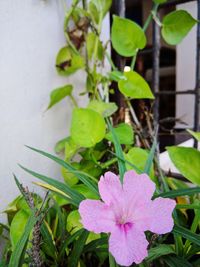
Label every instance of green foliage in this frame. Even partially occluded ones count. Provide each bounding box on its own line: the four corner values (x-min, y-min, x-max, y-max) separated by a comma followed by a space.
87, 100, 118, 117
89, 0, 112, 24
146, 244, 175, 262
153, 0, 167, 3
111, 15, 146, 56
70, 108, 106, 147
105, 123, 134, 145
161, 10, 197, 45
86, 32, 104, 60
47, 84, 73, 109
10, 209, 30, 249
2, 1, 200, 266
167, 146, 200, 185
125, 147, 155, 181
56, 46, 84, 76
187, 129, 200, 141
8, 212, 38, 267
118, 71, 154, 99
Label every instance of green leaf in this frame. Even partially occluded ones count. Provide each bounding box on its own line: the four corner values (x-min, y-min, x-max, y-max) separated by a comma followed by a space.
64, 137, 78, 160
86, 32, 104, 60
118, 71, 154, 99
109, 71, 126, 82
68, 230, 89, 267
25, 146, 99, 196
146, 244, 175, 262
61, 162, 79, 186
19, 165, 84, 206
162, 10, 197, 45
156, 187, 200, 198
87, 100, 118, 118
72, 184, 99, 200
106, 119, 126, 183
10, 210, 30, 249
105, 123, 134, 145
173, 225, 200, 246
41, 221, 57, 259
54, 137, 68, 153
8, 212, 37, 267
47, 85, 73, 109
111, 15, 146, 57
144, 135, 157, 175
89, 0, 112, 24
125, 147, 155, 182
153, 0, 167, 3
167, 146, 200, 185
56, 46, 84, 76
176, 204, 200, 209
70, 108, 106, 148
83, 237, 108, 253
163, 255, 193, 267
187, 129, 200, 142
67, 210, 82, 234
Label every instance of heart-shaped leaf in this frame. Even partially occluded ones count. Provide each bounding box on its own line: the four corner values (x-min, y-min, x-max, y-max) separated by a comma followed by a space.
105, 123, 134, 145
47, 85, 73, 109
111, 15, 146, 57
70, 108, 106, 147
87, 100, 118, 117
162, 10, 197, 45
167, 146, 200, 186
118, 70, 154, 99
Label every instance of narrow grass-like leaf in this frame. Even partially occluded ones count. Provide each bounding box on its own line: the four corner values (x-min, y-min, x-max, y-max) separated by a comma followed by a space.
106, 119, 126, 182
25, 146, 99, 196
109, 253, 118, 267
19, 165, 84, 207
146, 244, 175, 262
176, 204, 200, 209
173, 225, 200, 246
109, 151, 142, 173
58, 229, 84, 263
41, 222, 57, 260
144, 134, 157, 174
68, 230, 89, 267
8, 212, 37, 267
163, 255, 193, 267
155, 187, 200, 199
83, 237, 108, 253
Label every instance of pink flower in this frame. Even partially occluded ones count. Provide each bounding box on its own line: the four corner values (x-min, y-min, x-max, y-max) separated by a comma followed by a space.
79, 170, 176, 266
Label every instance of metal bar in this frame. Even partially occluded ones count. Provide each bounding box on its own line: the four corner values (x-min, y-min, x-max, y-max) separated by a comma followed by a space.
194, 0, 200, 147
155, 90, 196, 95
152, 18, 160, 126
159, 0, 195, 8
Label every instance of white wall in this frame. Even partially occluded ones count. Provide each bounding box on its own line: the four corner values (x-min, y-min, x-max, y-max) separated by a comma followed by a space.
176, 2, 197, 128
0, 0, 109, 224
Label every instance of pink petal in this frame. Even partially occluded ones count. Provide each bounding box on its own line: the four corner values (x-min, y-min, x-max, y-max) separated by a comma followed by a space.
79, 199, 115, 234
123, 171, 156, 204
98, 171, 122, 205
145, 197, 176, 234
109, 225, 148, 266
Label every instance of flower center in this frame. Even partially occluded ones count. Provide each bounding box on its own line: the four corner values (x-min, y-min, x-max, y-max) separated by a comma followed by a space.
118, 222, 133, 233
116, 216, 133, 233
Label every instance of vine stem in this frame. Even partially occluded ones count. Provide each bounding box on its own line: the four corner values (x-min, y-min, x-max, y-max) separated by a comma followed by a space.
130, 3, 159, 70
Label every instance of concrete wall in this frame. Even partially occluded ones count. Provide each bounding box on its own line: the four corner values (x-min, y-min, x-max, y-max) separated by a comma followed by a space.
176, 1, 197, 128
0, 0, 109, 223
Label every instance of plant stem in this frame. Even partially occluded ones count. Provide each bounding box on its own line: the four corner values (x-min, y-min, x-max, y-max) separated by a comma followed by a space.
101, 157, 118, 169
69, 94, 78, 107
105, 51, 117, 71
130, 3, 159, 70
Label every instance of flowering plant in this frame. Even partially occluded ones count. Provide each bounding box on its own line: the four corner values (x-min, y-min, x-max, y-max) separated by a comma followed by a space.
1, 0, 200, 266
79, 170, 176, 266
